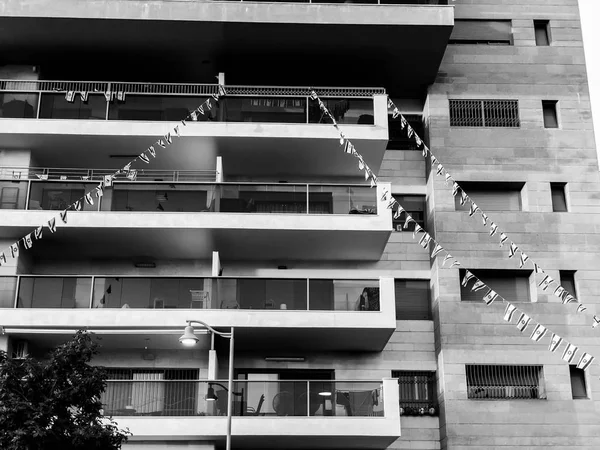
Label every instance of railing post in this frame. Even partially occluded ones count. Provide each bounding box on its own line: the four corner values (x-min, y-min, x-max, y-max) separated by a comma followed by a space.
36, 93, 42, 119
13, 276, 20, 308
24, 180, 32, 210
105, 82, 111, 120
305, 96, 310, 124
306, 381, 310, 417
89, 276, 95, 308
306, 184, 310, 214
306, 278, 310, 311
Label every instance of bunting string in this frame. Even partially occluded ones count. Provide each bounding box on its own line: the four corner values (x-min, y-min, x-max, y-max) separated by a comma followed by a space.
0, 86, 226, 267
383, 98, 598, 328
310, 89, 597, 375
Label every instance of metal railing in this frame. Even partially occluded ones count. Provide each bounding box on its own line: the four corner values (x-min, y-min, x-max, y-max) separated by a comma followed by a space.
449, 99, 520, 128
393, 370, 438, 416
1, 275, 381, 312
101, 379, 384, 418
1, 178, 378, 215
466, 365, 546, 400
0, 80, 381, 123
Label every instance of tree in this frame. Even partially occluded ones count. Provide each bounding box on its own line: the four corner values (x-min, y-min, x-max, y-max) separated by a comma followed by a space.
0, 331, 131, 450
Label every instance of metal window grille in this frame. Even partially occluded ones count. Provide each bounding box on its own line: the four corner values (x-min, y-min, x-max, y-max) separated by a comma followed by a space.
104, 368, 199, 380
450, 100, 520, 127
393, 371, 438, 415
466, 365, 545, 400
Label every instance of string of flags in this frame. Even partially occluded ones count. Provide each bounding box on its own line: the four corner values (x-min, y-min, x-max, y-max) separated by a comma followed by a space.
0, 85, 226, 267
310, 89, 596, 374
384, 98, 598, 329
64, 90, 126, 103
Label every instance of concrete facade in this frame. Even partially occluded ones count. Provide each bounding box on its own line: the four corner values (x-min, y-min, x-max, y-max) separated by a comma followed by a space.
0, 0, 598, 449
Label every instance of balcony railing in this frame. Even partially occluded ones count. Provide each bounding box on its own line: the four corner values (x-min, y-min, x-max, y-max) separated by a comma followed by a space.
101, 380, 384, 418
0, 81, 382, 125
1, 179, 378, 215
1, 276, 381, 311
217, 0, 449, 4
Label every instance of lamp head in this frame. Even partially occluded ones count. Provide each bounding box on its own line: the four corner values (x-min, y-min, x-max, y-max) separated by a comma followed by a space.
206, 386, 218, 401
179, 325, 199, 346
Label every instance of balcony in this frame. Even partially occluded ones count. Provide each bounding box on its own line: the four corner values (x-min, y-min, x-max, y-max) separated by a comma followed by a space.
0, 179, 392, 261
102, 378, 400, 448
0, 276, 396, 351
0, 81, 388, 178
0, 2, 453, 94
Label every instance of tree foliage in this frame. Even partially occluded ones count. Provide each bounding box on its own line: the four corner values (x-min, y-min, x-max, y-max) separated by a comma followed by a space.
0, 331, 131, 449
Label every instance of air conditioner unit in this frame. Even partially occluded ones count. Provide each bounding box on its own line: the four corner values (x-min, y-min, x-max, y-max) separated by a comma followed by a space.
12, 340, 29, 359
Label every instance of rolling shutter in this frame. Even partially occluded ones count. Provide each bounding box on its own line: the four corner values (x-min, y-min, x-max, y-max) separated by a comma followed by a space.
395, 280, 431, 320
450, 20, 512, 44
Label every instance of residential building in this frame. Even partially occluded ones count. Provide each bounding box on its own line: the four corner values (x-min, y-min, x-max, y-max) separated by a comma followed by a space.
0, 0, 598, 449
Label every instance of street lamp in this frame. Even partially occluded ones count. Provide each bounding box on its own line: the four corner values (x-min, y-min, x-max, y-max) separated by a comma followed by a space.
179, 320, 235, 450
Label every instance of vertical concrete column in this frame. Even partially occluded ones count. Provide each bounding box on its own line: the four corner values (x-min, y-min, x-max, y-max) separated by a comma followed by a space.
0, 335, 9, 353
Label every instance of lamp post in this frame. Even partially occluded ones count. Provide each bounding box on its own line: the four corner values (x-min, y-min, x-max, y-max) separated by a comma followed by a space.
179, 320, 235, 450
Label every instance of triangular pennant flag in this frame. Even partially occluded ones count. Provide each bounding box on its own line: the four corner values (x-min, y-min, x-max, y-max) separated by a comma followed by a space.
592, 315, 600, 329
452, 183, 460, 197
345, 141, 354, 154
445, 173, 452, 186
339, 135, 345, 146
489, 222, 498, 236
538, 275, 554, 291
519, 252, 529, 268
36, 174, 49, 180
103, 175, 113, 188
483, 289, 498, 305
80, 91, 89, 102
164, 133, 172, 145
370, 177, 376, 188
181, 119, 187, 127
436, 164, 444, 176
116, 91, 126, 102
577, 304, 587, 313
481, 212, 488, 226
139, 153, 150, 164
400, 116, 408, 129
412, 224, 424, 239
123, 162, 132, 172
469, 202, 479, 217
364, 169, 370, 181
157, 139, 166, 148
205, 99, 213, 111
23, 233, 33, 249
34, 226, 43, 240
95, 186, 104, 198
148, 146, 156, 158
419, 234, 432, 249
461, 270, 476, 288
503, 303, 517, 322
60, 210, 68, 224
104, 90, 112, 102
442, 254, 453, 267
403, 216, 415, 230
173, 126, 180, 137
530, 324, 547, 342
431, 155, 438, 165
534, 263, 544, 274
563, 294, 576, 305
562, 343, 578, 363
358, 159, 365, 171
218, 85, 227, 97
471, 280, 487, 292
577, 353, 594, 370
460, 190, 468, 206
516, 313, 531, 332
127, 170, 138, 181
393, 206, 405, 220
74, 200, 82, 211
387, 98, 394, 109
553, 285, 565, 299
508, 242, 518, 259
47, 217, 56, 233
65, 91, 75, 102
406, 127, 414, 139
387, 199, 397, 210
309, 91, 318, 101
197, 105, 205, 116
10, 243, 19, 259
381, 190, 389, 202
0, 252, 6, 265
449, 260, 461, 268
85, 192, 94, 206
392, 108, 400, 119
549, 333, 562, 352
431, 244, 444, 259
499, 233, 508, 248
190, 110, 198, 121
414, 135, 422, 148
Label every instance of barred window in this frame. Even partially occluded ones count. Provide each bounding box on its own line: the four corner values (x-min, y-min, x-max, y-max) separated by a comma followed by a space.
466, 365, 546, 400
450, 100, 520, 127
392, 370, 438, 416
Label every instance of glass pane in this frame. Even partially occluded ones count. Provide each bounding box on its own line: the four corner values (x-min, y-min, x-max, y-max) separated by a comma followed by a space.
226, 279, 307, 310
106, 184, 210, 212
39, 93, 106, 119
108, 95, 204, 121
0, 92, 38, 118
332, 280, 380, 311
309, 98, 374, 125
17, 277, 91, 308
219, 185, 308, 214
0, 277, 17, 308
222, 97, 307, 123
28, 182, 97, 211
309, 186, 376, 215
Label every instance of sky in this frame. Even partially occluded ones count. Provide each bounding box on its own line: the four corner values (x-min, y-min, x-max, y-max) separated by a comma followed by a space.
578, 0, 600, 163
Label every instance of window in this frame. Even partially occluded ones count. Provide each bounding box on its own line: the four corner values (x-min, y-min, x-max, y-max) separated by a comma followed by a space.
559, 271, 577, 298
395, 279, 431, 320
460, 269, 531, 303
454, 182, 523, 211
466, 365, 546, 399
392, 195, 426, 232
569, 366, 588, 399
449, 100, 520, 127
550, 183, 567, 212
542, 100, 559, 128
393, 371, 438, 416
387, 114, 424, 150
534, 20, 550, 46
449, 20, 513, 45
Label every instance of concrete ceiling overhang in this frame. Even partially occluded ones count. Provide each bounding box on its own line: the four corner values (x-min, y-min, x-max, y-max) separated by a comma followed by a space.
0, 2, 454, 95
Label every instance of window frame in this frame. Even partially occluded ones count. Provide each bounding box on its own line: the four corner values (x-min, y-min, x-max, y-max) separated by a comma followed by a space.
466, 364, 546, 400
394, 279, 431, 320
449, 19, 514, 46
542, 100, 559, 128
559, 270, 577, 299
534, 20, 551, 46
392, 370, 438, 415
550, 182, 568, 212
569, 365, 589, 400
449, 99, 520, 128
459, 269, 532, 303
392, 194, 426, 232
454, 182, 525, 212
